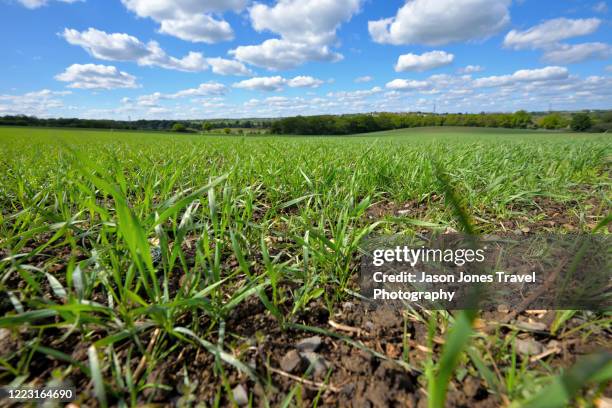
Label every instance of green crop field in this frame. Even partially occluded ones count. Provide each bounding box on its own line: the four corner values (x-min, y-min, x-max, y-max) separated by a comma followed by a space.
0, 126, 610, 407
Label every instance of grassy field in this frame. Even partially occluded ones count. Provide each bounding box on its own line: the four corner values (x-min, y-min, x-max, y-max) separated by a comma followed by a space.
0, 126, 610, 407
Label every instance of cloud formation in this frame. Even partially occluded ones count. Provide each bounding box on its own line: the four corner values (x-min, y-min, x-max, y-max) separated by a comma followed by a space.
395, 51, 454, 72
472, 66, 568, 88
62, 28, 209, 72
458, 65, 484, 74
70, 68, 612, 120
0, 89, 70, 116
231, 0, 362, 70
385, 79, 431, 91
503, 18, 608, 64
171, 82, 227, 98
17, 0, 82, 9
120, 0, 245, 43
207, 57, 253, 76
369, 0, 510, 45
503, 18, 601, 49
55, 64, 138, 89
542, 42, 612, 64
233, 75, 325, 91
126, 82, 227, 108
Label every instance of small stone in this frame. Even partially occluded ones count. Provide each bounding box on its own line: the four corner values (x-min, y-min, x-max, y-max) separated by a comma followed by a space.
341, 382, 355, 397
497, 304, 510, 313
0, 328, 10, 342
341, 355, 367, 374
280, 350, 302, 373
364, 321, 375, 332
232, 384, 248, 406
296, 336, 322, 352
385, 342, 400, 359
373, 307, 401, 329
516, 321, 547, 332
359, 348, 373, 361
516, 338, 543, 355
300, 352, 329, 377
464, 376, 480, 398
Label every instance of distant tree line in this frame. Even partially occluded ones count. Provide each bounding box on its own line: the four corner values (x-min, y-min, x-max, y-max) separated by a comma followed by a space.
1, 110, 610, 134
271, 111, 611, 135
0, 116, 273, 132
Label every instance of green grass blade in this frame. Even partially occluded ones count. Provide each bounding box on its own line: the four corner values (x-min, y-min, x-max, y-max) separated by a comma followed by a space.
88, 345, 108, 408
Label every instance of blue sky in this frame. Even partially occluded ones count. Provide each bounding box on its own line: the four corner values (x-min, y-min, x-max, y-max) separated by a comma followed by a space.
1, 0, 611, 119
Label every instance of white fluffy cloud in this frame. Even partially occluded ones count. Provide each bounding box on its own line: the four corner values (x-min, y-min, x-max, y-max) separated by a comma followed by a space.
62, 28, 260, 74
231, 39, 342, 71
233, 75, 325, 91
233, 76, 287, 91
120, 0, 245, 43
130, 82, 227, 108
121, 0, 245, 16
369, 0, 510, 46
62, 28, 149, 61
17, 0, 82, 9
543, 42, 612, 64
287, 76, 324, 88
385, 79, 431, 91
143, 42, 208, 71
0, 89, 70, 116
207, 57, 253, 76
394, 51, 454, 72
157, 14, 233, 43
327, 87, 382, 99
503, 18, 601, 50
171, 82, 227, 98
55, 64, 138, 89
231, 0, 362, 70
458, 65, 484, 74
473, 66, 568, 88
503, 18, 609, 64
249, 0, 361, 44
62, 28, 208, 72
32, 68, 612, 119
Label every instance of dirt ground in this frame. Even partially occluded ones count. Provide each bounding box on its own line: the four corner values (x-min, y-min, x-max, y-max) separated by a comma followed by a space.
1, 195, 611, 407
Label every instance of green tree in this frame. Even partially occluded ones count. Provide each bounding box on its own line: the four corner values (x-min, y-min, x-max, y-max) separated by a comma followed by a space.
539, 113, 567, 129
203, 122, 212, 132
512, 110, 532, 128
570, 112, 592, 132
171, 123, 187, 132
223, 128, 231, 135
590, 111, 612, 132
